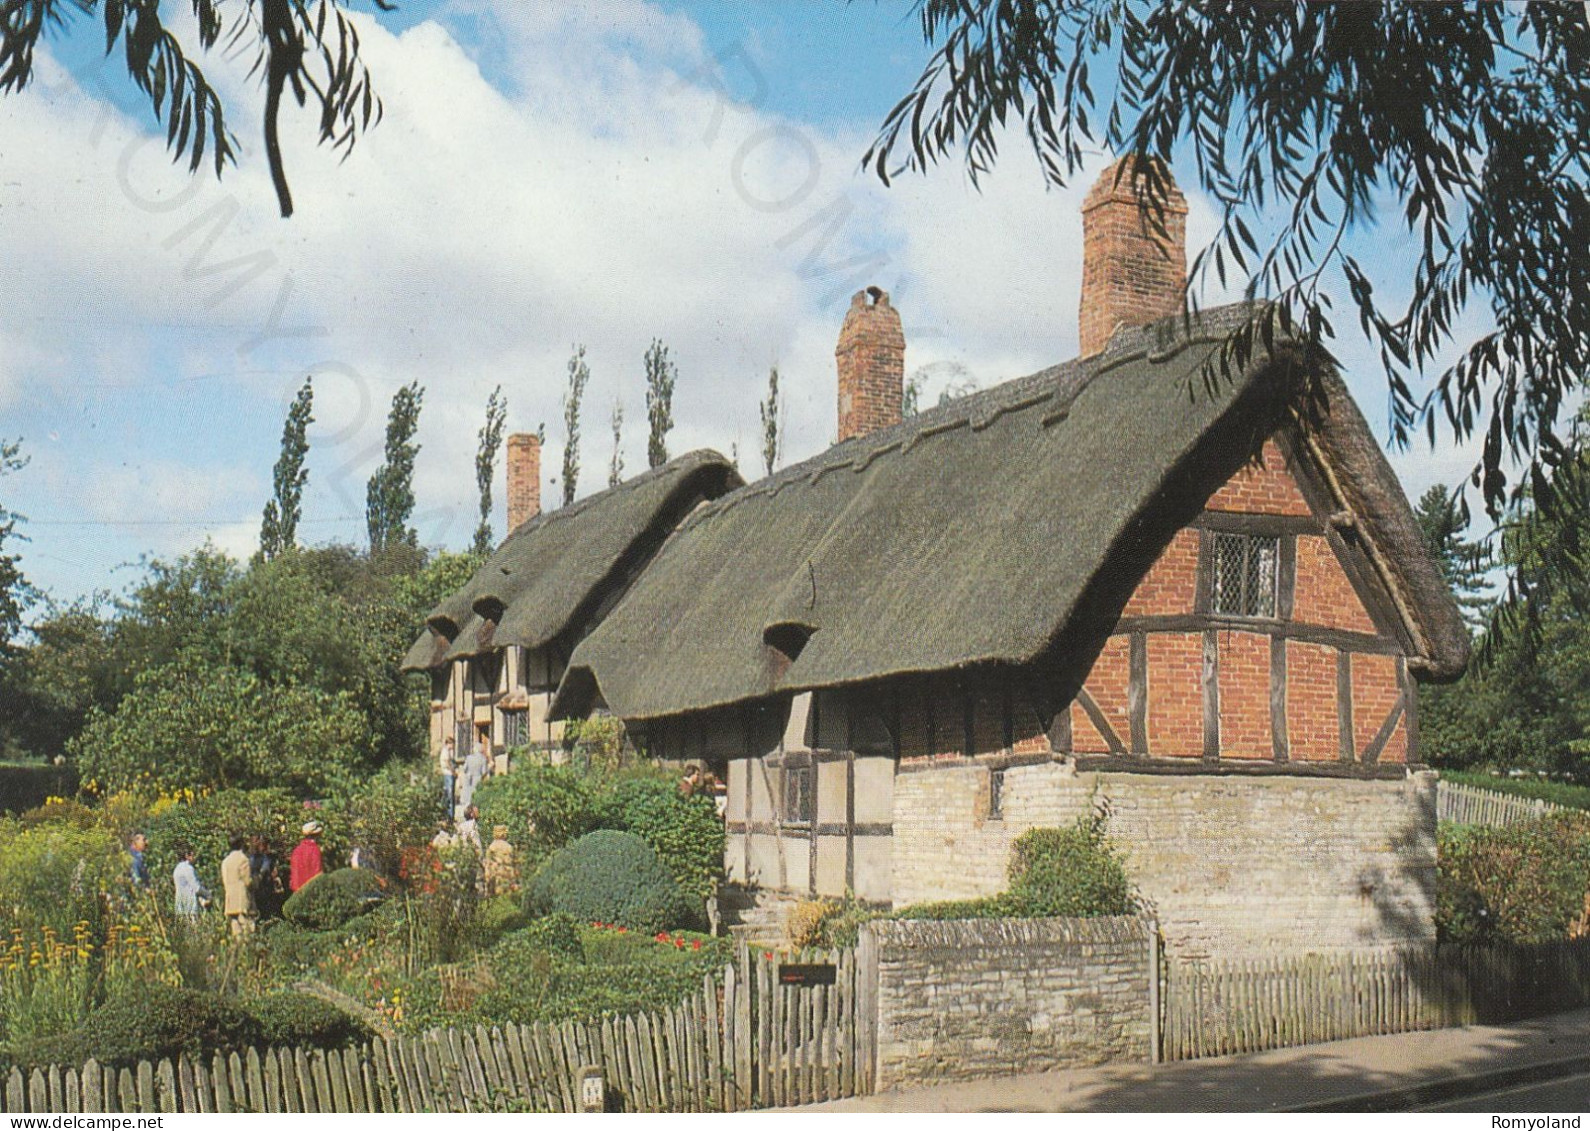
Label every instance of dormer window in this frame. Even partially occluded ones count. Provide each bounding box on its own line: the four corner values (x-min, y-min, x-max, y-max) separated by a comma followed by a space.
1211, 532, 1279, 619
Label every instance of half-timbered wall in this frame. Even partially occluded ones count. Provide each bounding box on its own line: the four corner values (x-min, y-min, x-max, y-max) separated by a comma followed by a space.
1069, 438, 1415, 766
428, 646, 567, 776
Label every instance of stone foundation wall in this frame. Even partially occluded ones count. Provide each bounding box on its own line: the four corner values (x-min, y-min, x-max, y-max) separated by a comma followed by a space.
891, 763, 1438, 959
865, 916, 1153, 1091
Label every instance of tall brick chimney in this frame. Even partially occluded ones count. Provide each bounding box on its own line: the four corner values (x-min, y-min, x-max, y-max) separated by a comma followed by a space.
836, 286, 904, 442
506, 432, 541, 532
1079, 155, 1188, 357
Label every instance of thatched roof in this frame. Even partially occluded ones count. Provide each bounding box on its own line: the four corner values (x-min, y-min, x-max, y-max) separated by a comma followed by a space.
401, 450, 742, 671
552, 304, 1469, 722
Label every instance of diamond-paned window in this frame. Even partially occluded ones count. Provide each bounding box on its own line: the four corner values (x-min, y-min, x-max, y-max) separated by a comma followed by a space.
1211, 532, 1279, 618
502, 709, 527, 749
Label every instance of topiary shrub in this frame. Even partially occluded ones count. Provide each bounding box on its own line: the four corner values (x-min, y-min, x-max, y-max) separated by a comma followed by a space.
282, 868, 384, 932
598, 775, 724, 911
526, 830, 684, 934
248, 992, 373, 1049
23, 985, 263, 1069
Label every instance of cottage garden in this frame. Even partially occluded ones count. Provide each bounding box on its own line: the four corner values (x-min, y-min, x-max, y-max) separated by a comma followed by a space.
2, 732, 1586, 1078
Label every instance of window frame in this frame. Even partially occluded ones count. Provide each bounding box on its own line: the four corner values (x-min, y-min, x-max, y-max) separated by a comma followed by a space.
1208, 531, 1281, 620
782, 764, 815, 826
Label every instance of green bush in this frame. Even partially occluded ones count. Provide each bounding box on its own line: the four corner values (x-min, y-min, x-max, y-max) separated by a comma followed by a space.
502, 912, 585, 961
0, 823, 124, 937
889, 812, 1135, 923
475, 893, 530, 945
526, 830, 684, 934
1004, 814, 1135, 917
324, 762, 436, 883
468, 924, 727, 1028
22, 985, 263, 1069
1436, 812, 1590, 944
474, 765, 600, 864
599, 775, 724, 909
282, 868, 384, 932
248, 992, 373, 1049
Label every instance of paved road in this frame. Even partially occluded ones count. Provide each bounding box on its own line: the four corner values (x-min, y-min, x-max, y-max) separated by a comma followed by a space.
808, 1009, 1590, 1113
1419, 1072, 1590, 1113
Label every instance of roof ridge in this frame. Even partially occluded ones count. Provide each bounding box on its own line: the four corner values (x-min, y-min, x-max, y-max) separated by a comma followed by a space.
500, 447, 731, 542
681, 301, 1266, 532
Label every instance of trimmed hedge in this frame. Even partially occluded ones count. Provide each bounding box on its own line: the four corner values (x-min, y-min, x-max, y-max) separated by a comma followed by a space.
18, 987, 372, 1069
282, 868, 384, 931
526, 830, 684, 934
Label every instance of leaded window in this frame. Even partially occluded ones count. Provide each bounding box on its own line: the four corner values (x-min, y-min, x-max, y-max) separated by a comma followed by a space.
502, 709, 527, 749
1211, 532, 1279, 618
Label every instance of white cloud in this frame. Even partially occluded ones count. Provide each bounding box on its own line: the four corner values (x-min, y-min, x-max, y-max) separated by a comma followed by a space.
4, 0, 1429, 603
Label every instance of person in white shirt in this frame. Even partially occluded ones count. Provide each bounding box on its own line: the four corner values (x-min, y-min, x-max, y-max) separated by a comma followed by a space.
172, 845, 209, 918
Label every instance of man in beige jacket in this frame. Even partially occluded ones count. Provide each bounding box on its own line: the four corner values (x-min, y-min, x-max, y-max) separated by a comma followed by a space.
220, 832, 257, 937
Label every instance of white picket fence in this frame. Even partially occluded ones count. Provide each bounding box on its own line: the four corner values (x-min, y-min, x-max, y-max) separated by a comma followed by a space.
1436, 780, 1564, 827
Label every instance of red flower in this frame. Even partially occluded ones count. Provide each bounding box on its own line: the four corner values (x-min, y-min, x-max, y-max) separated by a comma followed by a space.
692, 940, 702, 951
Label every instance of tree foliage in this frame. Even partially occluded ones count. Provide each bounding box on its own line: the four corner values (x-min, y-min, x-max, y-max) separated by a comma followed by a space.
473, 385, 506, 555
0, 439, 35, 662
644, 339, 676, 469
1413, 484, 1493, 633
608, 398, 624, 489
869, 2, 1590, 530
561, 347, 589, 507
260, 378, 314, 560
365, 381, 423, 554
0, 0, 390, 218
758, 364, 781, 476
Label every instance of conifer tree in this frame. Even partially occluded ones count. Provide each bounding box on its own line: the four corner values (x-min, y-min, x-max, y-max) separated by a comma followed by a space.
759, 365, 782, 476
609, 399, 625, 489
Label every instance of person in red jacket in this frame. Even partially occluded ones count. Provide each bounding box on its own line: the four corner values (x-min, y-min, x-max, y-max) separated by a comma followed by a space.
289, 821, 324, 892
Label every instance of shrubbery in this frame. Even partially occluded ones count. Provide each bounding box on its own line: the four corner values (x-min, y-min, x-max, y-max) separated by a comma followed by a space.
890, 811, 1136, 922
249, 992, 374, 1049
145, 788, 321, 896
527, 830, 685, 934
282, 868, 384, 932
1436, 812, 1590, 945
15, 986, 373, 1069
22, 985, 264, 1069
0, 822, 124, 936
474, 765, 600, 864
475, 893, 530, 945
601, 776, 724, 908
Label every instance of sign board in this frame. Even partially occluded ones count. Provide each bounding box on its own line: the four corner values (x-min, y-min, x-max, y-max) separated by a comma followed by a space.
778, 962, 837, 987
576, 1065, 605, 1112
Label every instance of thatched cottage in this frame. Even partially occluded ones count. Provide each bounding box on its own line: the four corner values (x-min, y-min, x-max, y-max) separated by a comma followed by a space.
547, 160, 1469, 957
402, 448, 741, 761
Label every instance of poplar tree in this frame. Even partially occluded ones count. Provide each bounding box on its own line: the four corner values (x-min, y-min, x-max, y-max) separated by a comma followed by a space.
366, 382, 424, 553
259, 378, 314, 559
609, 399, 625, 488
644, 339, 676, 469
759, 365, 782, 476
473, 386, 507, 555
562, 347, 590, 507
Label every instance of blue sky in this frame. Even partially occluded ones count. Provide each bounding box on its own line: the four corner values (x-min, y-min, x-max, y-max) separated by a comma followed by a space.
1, 0, 1484, 613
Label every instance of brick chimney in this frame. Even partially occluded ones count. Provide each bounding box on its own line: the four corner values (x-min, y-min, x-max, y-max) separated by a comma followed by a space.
506, 432, 541, 532
836, 286, 904, 442
1079, 155, 1188, 357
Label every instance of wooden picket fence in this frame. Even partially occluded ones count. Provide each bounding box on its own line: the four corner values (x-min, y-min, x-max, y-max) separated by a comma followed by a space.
0, 943, 871, 1113
1437, 780, 1563, 828
1162, 938, 1590, 1062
